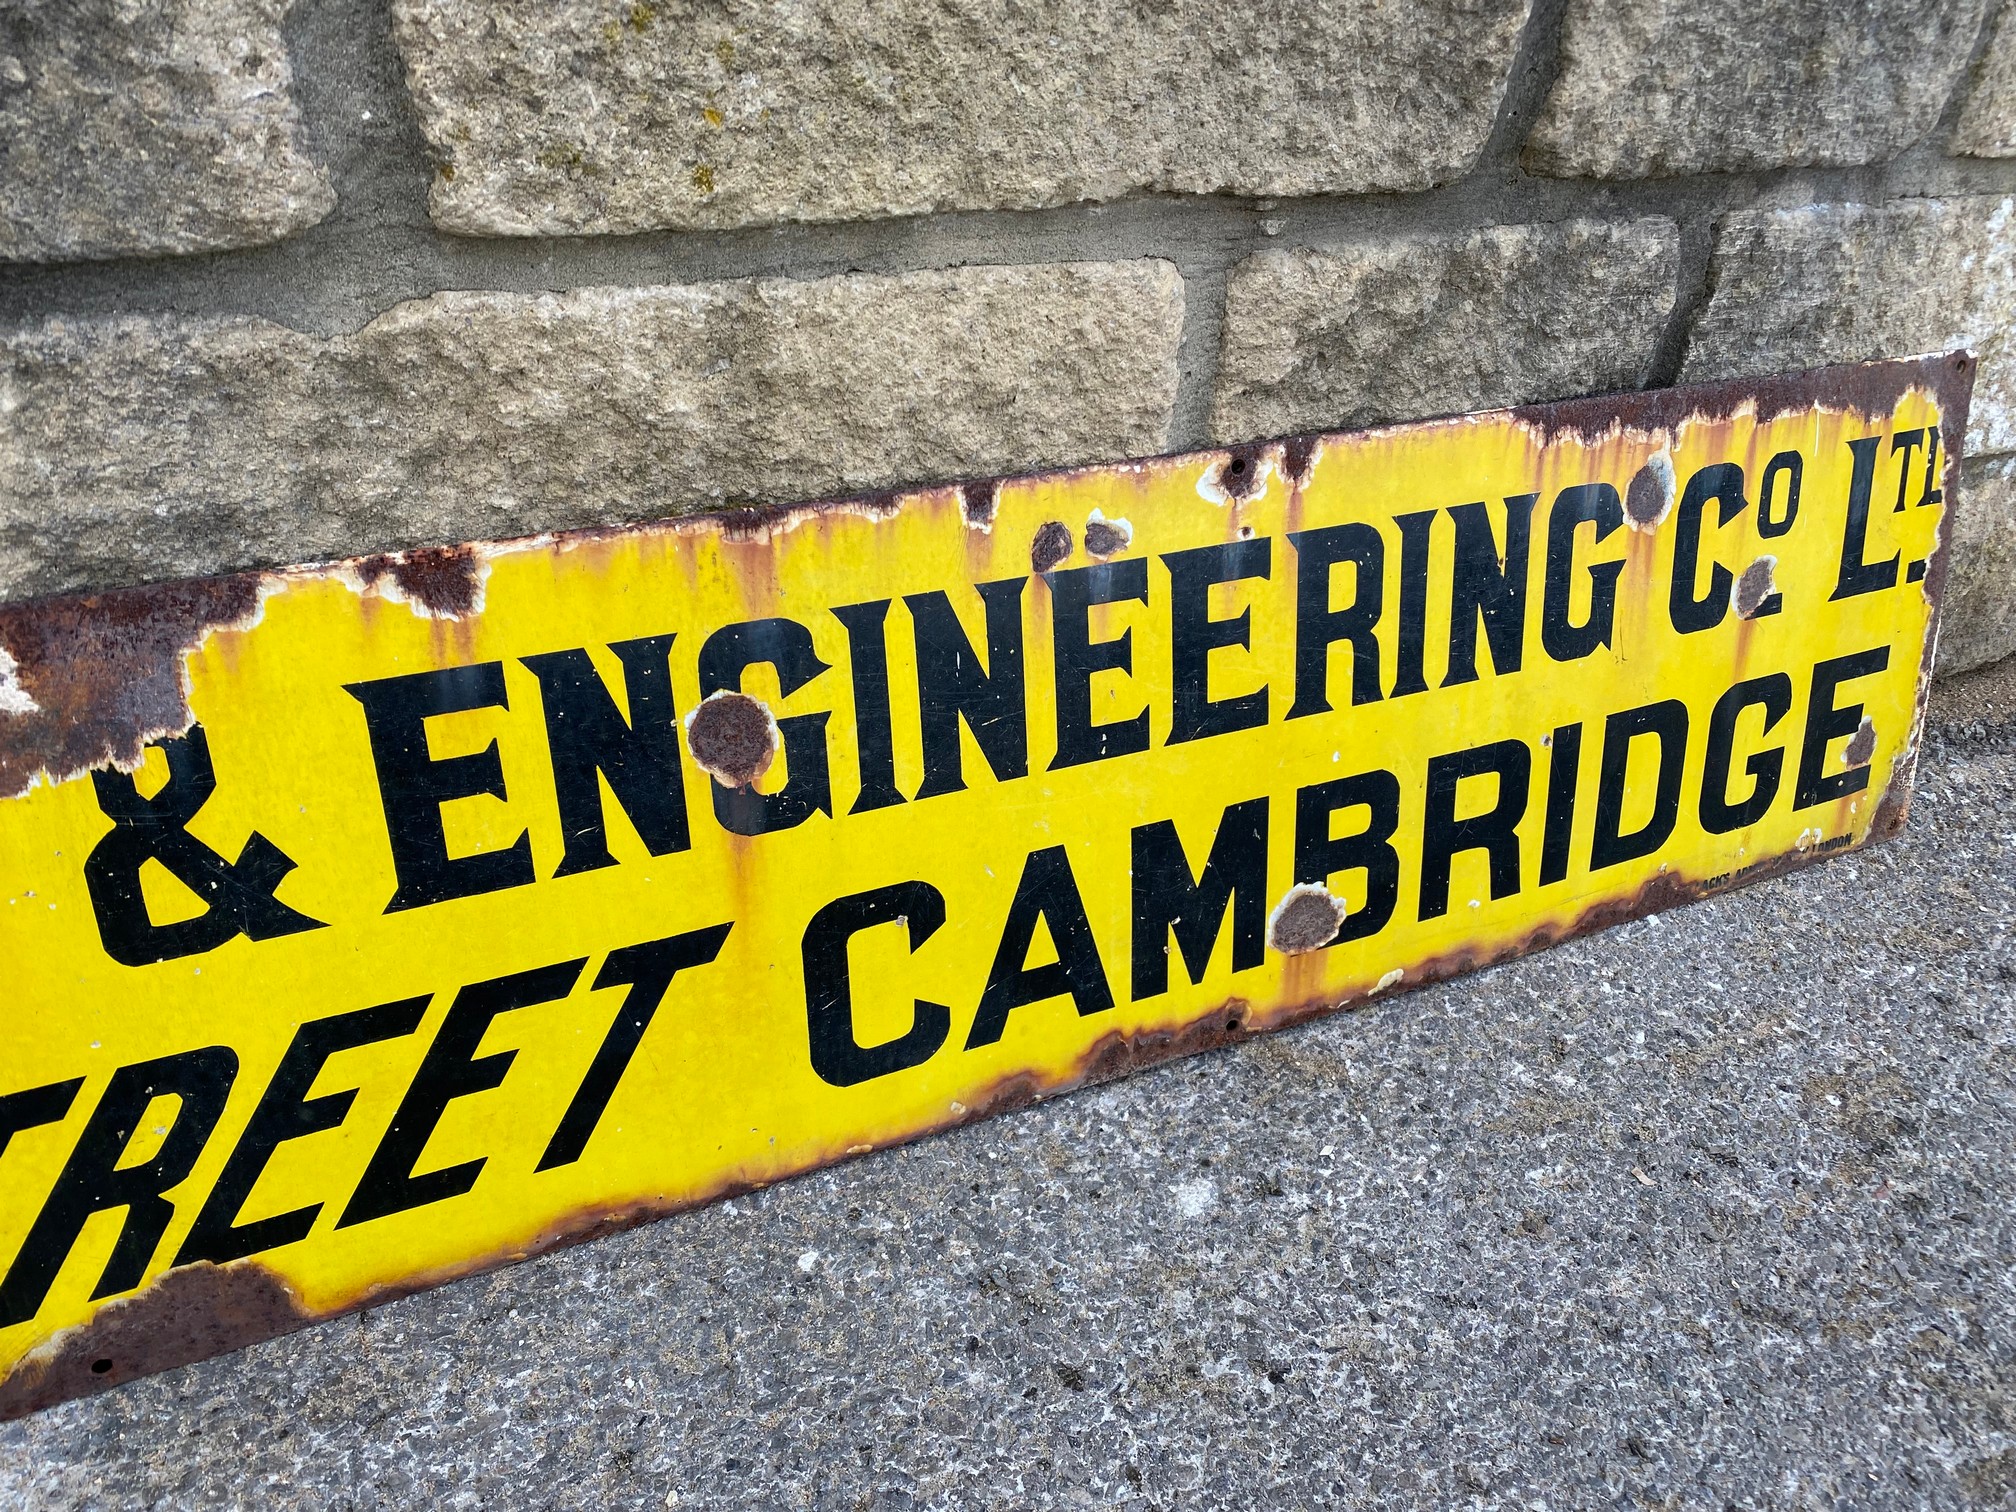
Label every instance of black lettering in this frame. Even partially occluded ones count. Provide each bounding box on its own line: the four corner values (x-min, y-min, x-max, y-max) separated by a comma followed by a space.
966, 847, 1113, 1049
338, 959, 586, 1227
1890, 429, 1926, 511
1700, 675, 1792, 834
1392, 510, 1436, 698
698, 618, 834, 835
1538, 722, 1583, 887
1796, 648, 1889, 808
1419, 740, 1528, 919
907, 579, 1028, 799
178, 1000, 427, 1264
801, 882, 950, 1088
1130, 797, 1268, 1001
1292, 772, 1400, 945
1165, 539, 1271, 744
347, 663, 535, 912
1444, 494, 1536, 686
1758, 450, 1802, 538
1670, 463, 1745, 635
85, 726, 323, 965
0, 1080, 82, 1162
538, 923, 733, 1171
1831, 437, 1898, 600
1541, 484, 1624, 663
1049, 560, 1151, 769
1286, 523, 1384, 717
1919, 426, 1944, 510
1590, 699, 1688, 870
831, 600, 903, 814
0, 1048, 236, 1327
522, 636, 690, 878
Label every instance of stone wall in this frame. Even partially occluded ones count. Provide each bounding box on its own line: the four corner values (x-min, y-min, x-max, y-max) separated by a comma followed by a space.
3, 0, 2014, 673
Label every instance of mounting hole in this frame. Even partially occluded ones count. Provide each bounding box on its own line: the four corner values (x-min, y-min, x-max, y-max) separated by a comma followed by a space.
1228, 458, 1248, 473
90, 1358, 113, 1375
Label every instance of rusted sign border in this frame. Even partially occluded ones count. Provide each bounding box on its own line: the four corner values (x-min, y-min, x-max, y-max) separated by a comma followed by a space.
0, 353, 1975, 1416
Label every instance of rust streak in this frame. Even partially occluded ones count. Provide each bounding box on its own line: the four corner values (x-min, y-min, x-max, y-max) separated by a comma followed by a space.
1279, 435, 1319, 489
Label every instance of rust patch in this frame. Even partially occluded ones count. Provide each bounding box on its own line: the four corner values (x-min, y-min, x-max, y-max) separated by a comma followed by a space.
1268, 884, 1347, 954
1280, 435, 1319, 488
1030, 521, 1074, 574
356, 544, 482, 619
1625, 453, 1675, 530
1733, 556, 1778, 619
1844, 716, 1877, 766
719, 503, 806, 541
1083, 515, 1132, 559
1079, 1001, 1253, 1085
962, 480, 999, 529
0, 1262, 311, 1420
1510, 352, 1976, 449
1216, 443, 1268, 501
685, 690, 777, 787
0, 575, 265, 800
715, 488, 903, 544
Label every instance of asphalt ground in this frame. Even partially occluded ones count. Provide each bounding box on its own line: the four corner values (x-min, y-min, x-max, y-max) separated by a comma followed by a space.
4, 659, 2015, 1511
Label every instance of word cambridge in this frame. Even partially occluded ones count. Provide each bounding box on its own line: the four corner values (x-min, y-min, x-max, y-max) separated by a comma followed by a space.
0, 356, 1969, 1411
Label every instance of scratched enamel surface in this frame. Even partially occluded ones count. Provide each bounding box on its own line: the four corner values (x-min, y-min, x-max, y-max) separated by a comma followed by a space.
0, 365, 1958, 1401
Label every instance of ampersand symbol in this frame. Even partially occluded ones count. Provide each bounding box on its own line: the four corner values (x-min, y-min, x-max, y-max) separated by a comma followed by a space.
83, 726, 324, 967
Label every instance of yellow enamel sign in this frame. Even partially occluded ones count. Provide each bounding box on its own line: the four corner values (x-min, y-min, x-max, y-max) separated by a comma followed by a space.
0, 357, 1970, 1412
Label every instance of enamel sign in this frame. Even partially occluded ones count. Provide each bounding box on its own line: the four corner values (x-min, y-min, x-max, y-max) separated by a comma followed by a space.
0, 355, 1971, 1413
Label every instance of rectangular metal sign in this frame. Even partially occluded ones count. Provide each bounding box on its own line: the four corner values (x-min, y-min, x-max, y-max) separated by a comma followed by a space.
0, 356, 1971, 1413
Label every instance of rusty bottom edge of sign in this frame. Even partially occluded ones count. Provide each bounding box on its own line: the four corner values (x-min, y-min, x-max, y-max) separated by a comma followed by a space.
0, 354, 1974, 1418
